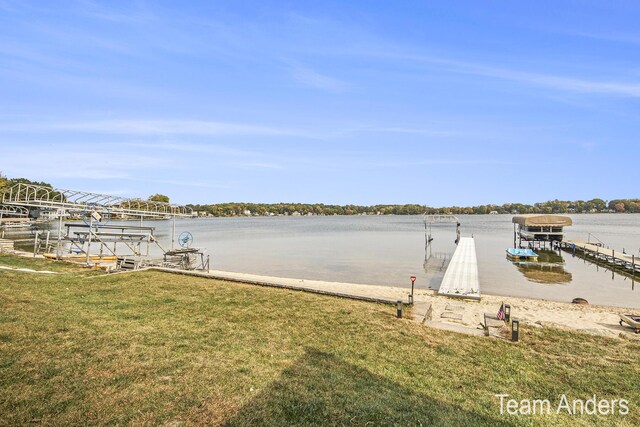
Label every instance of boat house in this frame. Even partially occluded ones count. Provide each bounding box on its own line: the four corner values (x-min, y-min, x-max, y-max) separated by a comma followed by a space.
512, 214, 572, 248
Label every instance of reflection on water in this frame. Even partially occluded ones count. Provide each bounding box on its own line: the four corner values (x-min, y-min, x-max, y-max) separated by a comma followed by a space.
509, 249, 572, 285
423, 251, 452, 289
8, 213, 640, 308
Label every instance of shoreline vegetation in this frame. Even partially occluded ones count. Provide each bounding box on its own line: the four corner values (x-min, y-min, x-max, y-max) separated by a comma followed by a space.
2, 174, 639, 217
187, 199, 640, 217
1, 253, 639, 426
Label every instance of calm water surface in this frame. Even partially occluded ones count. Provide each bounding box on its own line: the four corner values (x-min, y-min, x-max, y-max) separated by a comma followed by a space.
20, 214, 638, 308
141, 214, 640, 309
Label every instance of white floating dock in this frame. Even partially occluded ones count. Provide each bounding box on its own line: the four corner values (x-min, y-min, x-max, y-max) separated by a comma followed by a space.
438, 237, 480, 300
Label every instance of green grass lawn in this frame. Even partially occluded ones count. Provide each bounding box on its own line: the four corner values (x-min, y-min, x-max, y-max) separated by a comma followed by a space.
1, 253, 639, 426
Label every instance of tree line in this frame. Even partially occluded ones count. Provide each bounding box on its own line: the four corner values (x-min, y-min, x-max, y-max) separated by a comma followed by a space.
187, 198, 640, 217
1, 173, 638, 216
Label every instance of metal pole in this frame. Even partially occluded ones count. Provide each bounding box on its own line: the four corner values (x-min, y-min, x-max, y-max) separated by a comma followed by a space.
86, 216, 93, 265
33, 231, 39, 257
56, 211, 63, 257
172, 215, 176, 250
45, 231, 50, 253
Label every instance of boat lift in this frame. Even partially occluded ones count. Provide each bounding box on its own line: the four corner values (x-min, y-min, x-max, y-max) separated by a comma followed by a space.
423, 214, 461, 262
1, 183, 206, 269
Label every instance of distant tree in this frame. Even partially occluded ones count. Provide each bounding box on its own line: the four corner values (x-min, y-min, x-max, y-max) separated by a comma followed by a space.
148, 194, 170, 203
0, 172, 8, 196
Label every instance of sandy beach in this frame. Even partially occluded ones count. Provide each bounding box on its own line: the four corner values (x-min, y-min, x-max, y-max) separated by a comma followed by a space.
150, 267, 639, 340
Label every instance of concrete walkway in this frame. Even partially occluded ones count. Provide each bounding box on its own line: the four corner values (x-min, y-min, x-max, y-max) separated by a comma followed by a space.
150, 267, 422, 305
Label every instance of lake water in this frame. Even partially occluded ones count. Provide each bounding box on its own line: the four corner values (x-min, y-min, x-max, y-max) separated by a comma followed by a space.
21, 214, 640, 309
138, 214, 640, 309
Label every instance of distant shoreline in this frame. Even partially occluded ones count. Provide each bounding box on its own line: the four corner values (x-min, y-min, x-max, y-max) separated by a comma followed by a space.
187, 211, 639, 218
186, 199, 639, 217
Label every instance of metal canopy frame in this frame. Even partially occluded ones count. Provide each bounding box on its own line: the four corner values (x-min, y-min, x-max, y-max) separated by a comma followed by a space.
2, 183, 192, 218
423, 213, 462, 262
0, 205, 29, 217
423, 214, 460, 224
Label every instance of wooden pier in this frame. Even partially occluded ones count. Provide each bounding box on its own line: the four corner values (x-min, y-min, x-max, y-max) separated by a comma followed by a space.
437, 237, 481, 300
562, 240, 640, 275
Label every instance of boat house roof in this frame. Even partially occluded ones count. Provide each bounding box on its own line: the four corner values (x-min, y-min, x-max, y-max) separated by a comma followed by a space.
512, 214, 572, 227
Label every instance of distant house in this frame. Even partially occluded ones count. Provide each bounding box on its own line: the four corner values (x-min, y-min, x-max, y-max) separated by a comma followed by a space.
490, 211, 499, 215
292, 211, 301, 216
243, 209, 251, 216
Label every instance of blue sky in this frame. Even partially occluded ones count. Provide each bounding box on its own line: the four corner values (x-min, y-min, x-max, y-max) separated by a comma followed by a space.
1, 1, 639, 206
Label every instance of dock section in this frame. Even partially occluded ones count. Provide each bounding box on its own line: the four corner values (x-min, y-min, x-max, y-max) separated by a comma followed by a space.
563, 240, 640, 274
437, 237, 480, 300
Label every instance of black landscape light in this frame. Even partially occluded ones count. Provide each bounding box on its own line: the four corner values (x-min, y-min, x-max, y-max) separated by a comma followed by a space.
504, 304, 511, 322
511, 319, 519, 342
396, 300, 403, 319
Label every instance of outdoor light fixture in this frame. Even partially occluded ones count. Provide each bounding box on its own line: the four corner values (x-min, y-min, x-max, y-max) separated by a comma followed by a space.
511, 319, 519, 342
504, 304, 511, 322
396, 300, 403, 319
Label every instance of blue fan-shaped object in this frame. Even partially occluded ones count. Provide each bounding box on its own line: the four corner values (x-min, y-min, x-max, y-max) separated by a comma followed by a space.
178, 231, 193, 248
82, 203, 110, 226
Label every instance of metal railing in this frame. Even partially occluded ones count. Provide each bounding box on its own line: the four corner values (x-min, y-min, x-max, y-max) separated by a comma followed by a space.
2, 183, 192, 218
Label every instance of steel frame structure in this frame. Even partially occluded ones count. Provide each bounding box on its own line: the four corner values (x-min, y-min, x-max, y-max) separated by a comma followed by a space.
0, 205, 29, 217
423, 214, 462, 261
2, 183, 192, 218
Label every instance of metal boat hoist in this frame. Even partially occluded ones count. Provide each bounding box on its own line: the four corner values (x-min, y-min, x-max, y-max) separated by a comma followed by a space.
423, 214, 461, 262
2, 183, 197, 267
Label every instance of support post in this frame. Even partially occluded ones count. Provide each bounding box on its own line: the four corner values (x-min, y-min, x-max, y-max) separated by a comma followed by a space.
86, 216, 93, 265
56, 211, 63, 258
172, 215, 176, 250
33, 231, 39, 257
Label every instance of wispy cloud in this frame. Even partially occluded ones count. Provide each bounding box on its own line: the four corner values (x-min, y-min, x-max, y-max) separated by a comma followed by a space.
0, 119, 311, 137
350, 49, 640, 98
0, 145, 170, 181
290, 64, 348, 93
569, 31, 640, 45
354, 158, 516, 169
72, 0, 155, 24
135, 178, 230, 189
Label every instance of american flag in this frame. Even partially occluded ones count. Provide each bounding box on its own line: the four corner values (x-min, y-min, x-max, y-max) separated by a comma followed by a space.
497, 304, 505, 321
